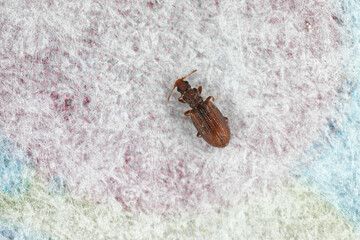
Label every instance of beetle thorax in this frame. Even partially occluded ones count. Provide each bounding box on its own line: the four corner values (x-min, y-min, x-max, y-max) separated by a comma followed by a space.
182, 88, 203, 108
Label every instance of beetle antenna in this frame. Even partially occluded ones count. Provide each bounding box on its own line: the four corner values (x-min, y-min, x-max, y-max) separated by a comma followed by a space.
167, 70, 197, 102
181, 69, 197, 80
167, 85, 177, 102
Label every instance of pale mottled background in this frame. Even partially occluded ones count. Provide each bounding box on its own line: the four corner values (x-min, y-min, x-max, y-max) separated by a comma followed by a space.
0, 0, 360, 239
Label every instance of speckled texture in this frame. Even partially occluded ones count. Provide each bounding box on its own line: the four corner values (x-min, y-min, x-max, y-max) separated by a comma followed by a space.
1, 175, 359, 239
0, 0, 359, 239
294, 0, 360, 228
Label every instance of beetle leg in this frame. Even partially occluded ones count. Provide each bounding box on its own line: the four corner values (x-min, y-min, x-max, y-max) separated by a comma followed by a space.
197, 132, 202, 138
224, 117, 228, 122
197, 86, 202, 94
183, 110, 191, 121
178, 97, 186, 103
205, 96, 215, 103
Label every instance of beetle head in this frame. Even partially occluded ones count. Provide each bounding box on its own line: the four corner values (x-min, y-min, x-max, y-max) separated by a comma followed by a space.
176, 80, 191, 94
167, 70, 197, 102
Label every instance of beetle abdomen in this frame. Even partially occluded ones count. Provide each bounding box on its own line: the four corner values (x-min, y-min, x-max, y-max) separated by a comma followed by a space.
190, 101, 230, 148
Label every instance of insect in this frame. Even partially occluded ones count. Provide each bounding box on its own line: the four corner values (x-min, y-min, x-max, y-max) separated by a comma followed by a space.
167, 70, 230, 148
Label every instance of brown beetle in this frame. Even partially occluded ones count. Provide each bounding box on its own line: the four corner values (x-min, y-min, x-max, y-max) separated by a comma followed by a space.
167, 70, 230, 148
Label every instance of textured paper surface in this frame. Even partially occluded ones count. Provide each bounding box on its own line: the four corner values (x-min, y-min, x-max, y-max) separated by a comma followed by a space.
0, 0, 360, 239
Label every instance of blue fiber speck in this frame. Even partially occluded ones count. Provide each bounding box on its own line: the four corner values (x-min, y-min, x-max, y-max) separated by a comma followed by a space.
0, 134, 30, 198
48, 176, 66, 196
0, 228, 14, 240
0, 219, 51, 240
